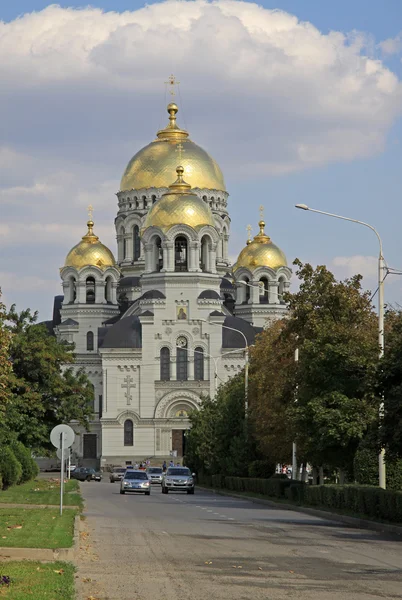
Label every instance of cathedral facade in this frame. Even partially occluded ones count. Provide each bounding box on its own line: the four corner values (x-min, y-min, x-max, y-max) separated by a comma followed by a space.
49, 101, 291, 468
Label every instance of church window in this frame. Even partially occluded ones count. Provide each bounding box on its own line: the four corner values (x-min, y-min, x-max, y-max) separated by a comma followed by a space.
160, 347, 170, 381
133, 225, 140, 261
124, 419, 134, 446
175, 236, 188, 272
259, 277, 269, 304
176, 338, 188, 381
200, 236, 209, 272
86, 277, 95, 304
123, 238, 127, 259
105, 276, 112, 302
69, 277, 76, 303
86, 331, 94, 351
194, 347, 204, 381
153, 236, 163, 272
278, 277, 286, 304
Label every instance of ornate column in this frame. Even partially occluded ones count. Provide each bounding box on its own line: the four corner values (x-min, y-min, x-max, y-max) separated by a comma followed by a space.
269, 281, 279, 304
161, 243, 168, 272
125, 232, 133, 262
144, 243, 153, 273
189, 241, 199, 272
250, 280, 259, 304
166, 241, 174, 272
210, 243, 217, 274
188, 357, 194, 380
76, 281, 86, 303
95, 281, 105, 304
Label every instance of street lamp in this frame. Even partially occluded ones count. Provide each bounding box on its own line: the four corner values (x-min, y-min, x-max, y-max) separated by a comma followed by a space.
199, 318, 250, 415
295, 203, 386, 488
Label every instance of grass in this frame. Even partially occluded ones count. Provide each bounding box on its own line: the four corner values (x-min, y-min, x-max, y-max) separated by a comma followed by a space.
0, 508, 76, 548
0, 561, 75, 599
0, 479, 82, 508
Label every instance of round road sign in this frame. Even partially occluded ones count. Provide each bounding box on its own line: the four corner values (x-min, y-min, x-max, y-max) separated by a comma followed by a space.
50, 424, 75, 449
56, 448, 70, 461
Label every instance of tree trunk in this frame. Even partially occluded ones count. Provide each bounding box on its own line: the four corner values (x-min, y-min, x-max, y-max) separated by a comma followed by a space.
319, 466, 324, 485
339, 469, 346, 485
312, 466, 318, 485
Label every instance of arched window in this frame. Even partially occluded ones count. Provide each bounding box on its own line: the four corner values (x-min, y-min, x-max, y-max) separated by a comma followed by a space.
124, 419, 134, 446
175, 236, 188, 272
120, 227, 125, 261
200, 236, 209, 272
194, 347, 204, 381
86, 277, 95, 304
160, 347, 170, 381
105, 276, 112, 303
154, 236, 163, 272
133, 225, 140, 261
69, 277, 76, 303
259, 277, 269, 304
176, 339, 188, 381
86, 331, 94, 351
278, 277, 286, 304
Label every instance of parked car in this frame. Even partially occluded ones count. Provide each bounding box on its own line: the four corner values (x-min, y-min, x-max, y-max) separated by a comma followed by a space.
68, 464, 77, 474
161, 467, 195, 494
120, 470, 150, 495
71, 467, 102, 482
146, 467, 163, 484
109, 467, 127, 483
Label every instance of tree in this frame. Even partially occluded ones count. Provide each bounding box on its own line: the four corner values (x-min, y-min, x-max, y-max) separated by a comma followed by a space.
4, 305, 94, 451
0, 289, 12, 425
186, 374, 253, 476
378, 309, 402, 461
286, 261, 379, 475
248, 320, 295, 464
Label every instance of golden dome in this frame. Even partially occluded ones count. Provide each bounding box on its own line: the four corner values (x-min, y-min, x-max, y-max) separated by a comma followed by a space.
64, 220, 116, 271
142, 166, 215, 233
234, 221, 287, 272
120, 103, 225, 192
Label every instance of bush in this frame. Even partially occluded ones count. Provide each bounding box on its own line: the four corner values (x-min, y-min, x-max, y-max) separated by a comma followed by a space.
11, 441, 36, 483
354, 446, 402, 491
0, 447, 22, 490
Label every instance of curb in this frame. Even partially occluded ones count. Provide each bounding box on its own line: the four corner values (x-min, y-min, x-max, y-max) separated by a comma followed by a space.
0, 514, 80, 563
198, 486, 402, 537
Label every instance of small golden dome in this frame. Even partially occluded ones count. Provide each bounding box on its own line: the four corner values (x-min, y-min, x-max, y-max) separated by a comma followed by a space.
120, 103, 225, 192
64, 220, 116, 271
142, 166, 215, 233
234, 220, 287, 271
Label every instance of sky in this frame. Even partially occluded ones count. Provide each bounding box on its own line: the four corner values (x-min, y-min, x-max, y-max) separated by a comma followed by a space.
2, 0, 402, 319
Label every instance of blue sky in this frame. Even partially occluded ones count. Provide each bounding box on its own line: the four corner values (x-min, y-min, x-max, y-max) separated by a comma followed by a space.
1, 0, 402, 318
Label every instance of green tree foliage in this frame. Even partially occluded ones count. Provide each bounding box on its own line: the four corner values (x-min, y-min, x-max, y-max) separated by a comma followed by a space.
286, 261, 379, 473
4, 305, 94, 451
248, 319, 296, 464
378, 309, 402, 461
11, 440, 37, 484
0, 289, 12, 424
0, 447, 22, 490
186, 375, 253, 476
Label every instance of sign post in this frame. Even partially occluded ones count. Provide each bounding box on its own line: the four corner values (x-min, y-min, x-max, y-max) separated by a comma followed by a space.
50, 424, 75, 517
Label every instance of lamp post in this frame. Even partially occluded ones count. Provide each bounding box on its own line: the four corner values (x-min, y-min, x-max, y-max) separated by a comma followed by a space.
199, 319, 249, 415
295, 203, 386, 489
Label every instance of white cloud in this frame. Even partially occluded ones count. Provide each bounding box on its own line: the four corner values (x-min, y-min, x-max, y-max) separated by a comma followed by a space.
331, 255, 379, 282
379, 33, 402, 56
1, 1, 402, 318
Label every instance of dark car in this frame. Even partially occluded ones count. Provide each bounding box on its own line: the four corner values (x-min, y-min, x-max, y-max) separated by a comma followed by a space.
71, 467, 102, 482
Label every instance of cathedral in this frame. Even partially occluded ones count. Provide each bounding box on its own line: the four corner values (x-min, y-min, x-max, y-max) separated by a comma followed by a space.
47, 96, 291, 468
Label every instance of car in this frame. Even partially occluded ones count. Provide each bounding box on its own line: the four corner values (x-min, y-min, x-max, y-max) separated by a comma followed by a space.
109, 467, 127, 483
161, 467, 195, 494
71, 467, 102, 482
146, 466, 163, 484
68, 464, 77, 474
120, 470, 151, 495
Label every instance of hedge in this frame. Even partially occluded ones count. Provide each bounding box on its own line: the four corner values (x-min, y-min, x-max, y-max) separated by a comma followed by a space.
11, 441, 39, 483
0, 447, 22, 490
198, 474, 402, 524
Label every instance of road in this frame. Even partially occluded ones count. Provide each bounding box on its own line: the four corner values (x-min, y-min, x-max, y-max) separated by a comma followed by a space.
76, 480, 402, 600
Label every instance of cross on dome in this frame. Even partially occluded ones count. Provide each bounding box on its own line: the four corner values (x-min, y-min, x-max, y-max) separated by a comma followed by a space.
165, 74, 180, 97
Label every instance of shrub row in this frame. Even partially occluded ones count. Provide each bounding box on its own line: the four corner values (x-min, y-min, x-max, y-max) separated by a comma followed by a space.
0, 443, 39, 490
199, 474, 402, 524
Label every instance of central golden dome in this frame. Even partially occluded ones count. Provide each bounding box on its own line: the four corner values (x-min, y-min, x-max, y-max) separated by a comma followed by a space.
142, 166, 215, 233
120, 103, 225, 192
234, 221, 287, 272
65, 220, 116, 271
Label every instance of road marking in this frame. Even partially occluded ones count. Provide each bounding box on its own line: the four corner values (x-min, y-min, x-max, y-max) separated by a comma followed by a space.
228, 517, 234, 520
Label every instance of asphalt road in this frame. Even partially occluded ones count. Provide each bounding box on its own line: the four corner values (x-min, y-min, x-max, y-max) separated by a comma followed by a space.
76, 480, 402, 600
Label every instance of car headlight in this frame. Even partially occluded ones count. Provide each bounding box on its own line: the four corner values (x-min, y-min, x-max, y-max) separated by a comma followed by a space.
187, 478, 194, 484
166, 478, 173, 483
123, 481, 129, 485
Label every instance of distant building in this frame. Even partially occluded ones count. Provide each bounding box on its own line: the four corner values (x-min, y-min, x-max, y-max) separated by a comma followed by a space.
47, 101, 291, 467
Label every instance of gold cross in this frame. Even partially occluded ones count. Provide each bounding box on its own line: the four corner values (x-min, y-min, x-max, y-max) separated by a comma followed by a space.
246, 224, 252, 241
88, 204, 93, 220
165, 74, 180, 97
259, 205, 264, 220
176, 142, 185, 162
